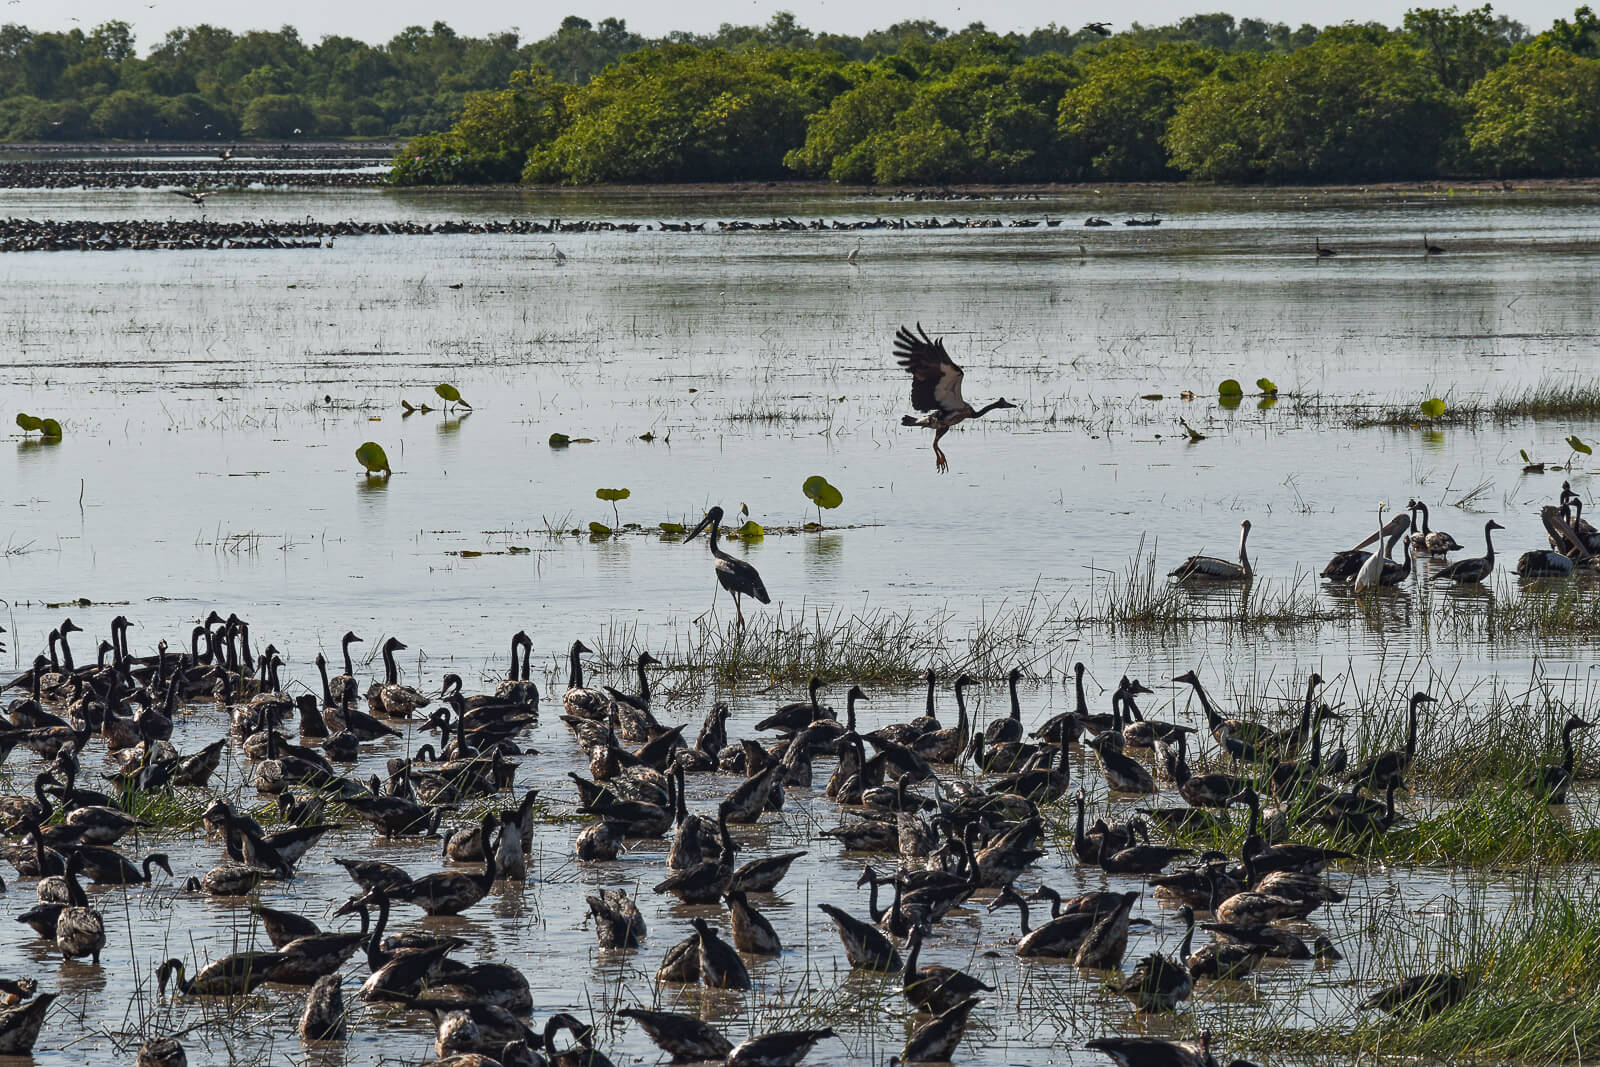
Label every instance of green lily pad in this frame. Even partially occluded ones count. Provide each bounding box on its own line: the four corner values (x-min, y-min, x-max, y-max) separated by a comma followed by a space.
1420, 398, 1447, 419
355, 441, 391, 474
802, 475, 844, 510
549, 433, 570, 447
596, 488, 631, 503
39, 418, 62, 438
1568, 435, 1592, 456
588, 521, 613, 537
16, 413, 42, 432
1218, 379, 1243, 397
1256, 377, 1278, 395
435, 383, 471, 408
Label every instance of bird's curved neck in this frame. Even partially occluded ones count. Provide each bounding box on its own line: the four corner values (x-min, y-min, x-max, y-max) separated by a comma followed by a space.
569, 646, 584, 689
1238, 525, 1252, 575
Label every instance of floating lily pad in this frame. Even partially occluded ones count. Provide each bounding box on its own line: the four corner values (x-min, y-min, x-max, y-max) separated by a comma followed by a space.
549, 433, 570, 447
1420, 397, 1447, 419
1256, 377, 1278, 395
1569, 435, 1592, 456
1218, 379, 1243, 397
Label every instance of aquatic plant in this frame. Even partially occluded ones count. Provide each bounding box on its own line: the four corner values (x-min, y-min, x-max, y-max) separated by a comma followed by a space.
434, 383, 471, 411
595, 488, 630, 530
354, 441, 390, 475
15, 413, 62, 438
802, 476, 843, 528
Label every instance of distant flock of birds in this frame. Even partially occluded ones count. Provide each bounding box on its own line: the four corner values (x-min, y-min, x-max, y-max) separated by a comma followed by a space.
1165, 483, 1600, 587
0, 587, 1537, 1066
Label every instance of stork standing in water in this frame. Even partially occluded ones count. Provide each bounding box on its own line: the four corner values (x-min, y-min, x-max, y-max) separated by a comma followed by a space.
894, 324, 1017, 472
685, 506, 770, 627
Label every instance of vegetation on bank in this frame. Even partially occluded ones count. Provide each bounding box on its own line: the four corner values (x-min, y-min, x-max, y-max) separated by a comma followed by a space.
390, 5, 1600, 186
0, 11, 1320, 144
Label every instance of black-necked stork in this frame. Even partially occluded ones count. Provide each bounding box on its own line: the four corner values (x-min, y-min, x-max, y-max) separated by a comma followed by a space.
685, 506, 770, 627
894, 324, 1016, 473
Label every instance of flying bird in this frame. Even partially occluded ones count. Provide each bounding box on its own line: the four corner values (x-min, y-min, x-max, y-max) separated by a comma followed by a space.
1084, 21, 1113, 35
171, 189, 210, 207
894, 324, 1017, 473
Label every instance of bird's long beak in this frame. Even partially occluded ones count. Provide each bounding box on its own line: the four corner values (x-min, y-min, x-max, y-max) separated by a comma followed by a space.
1349, 513, 1409, 552
684, 513, 713, 543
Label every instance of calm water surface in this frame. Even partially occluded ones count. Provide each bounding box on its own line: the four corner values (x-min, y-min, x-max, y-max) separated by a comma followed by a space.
3, 183, 1600, 1066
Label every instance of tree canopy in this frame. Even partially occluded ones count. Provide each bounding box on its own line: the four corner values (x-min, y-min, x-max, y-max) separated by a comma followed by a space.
6, 7, 1597, 184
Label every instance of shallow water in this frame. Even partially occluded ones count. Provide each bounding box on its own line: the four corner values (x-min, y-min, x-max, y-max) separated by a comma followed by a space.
3, 183, 1600, 1066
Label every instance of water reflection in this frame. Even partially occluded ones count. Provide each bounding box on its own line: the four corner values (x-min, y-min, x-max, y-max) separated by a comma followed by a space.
803, 532, 844, 575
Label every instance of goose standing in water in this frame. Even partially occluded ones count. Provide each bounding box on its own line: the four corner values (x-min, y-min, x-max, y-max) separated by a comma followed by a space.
684, 506, 770, 627
894, 323, 1017, 472
1518, 505, 1584, 577
326, 631, 363, 706
1430, 520, 1502, 584
1348, 691, 1434, 790
726, 1028, 837, 1067
1561, 483, 1600, 551
896, 996, 980, 1064
1529, 715, 1593, 803
620, 1008, 733, 1063
1408, 499, 1463, 554
56, 852, 106, 964
562, 640, 609, 719
0, 993, 57, 1055
1170, 520, 1252, 581
1086, 1031, 1249, 1067
299, 973, 346, 1040
370, 637, 431, 717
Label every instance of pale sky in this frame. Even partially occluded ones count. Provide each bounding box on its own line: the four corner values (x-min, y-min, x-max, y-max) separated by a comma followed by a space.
17, 0, 1570, 50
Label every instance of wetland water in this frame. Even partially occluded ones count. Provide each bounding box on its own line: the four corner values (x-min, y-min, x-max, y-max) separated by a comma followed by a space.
4, 181, 1600, 1066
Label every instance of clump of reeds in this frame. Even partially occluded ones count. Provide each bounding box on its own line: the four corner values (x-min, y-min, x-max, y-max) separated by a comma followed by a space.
1070, 539, 1338, 631
1230, 881, 1600, 1063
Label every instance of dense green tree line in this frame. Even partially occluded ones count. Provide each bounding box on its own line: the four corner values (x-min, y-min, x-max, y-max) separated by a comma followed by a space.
6, 6, 1597, 182
0, 10, 1313, 143
393, 6, 1600, 185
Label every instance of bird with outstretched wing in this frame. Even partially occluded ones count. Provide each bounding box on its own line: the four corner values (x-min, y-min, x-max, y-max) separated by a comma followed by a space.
895, 323, 1016, 473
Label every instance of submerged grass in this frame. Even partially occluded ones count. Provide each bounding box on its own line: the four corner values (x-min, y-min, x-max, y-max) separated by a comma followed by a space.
1230, 881, 1600, 1064
1154, 782, 1600, 868
1335, 377, 1600, 428
570, 593, 1084, 690
1071, 538, 1338, 631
